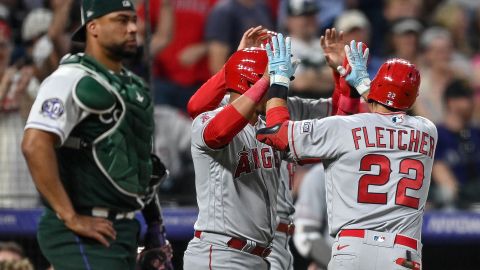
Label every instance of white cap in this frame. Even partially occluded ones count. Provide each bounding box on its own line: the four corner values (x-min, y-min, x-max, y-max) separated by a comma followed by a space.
22, 8, 53, 42
334, 10, 370, 33
391, 18, 423, 34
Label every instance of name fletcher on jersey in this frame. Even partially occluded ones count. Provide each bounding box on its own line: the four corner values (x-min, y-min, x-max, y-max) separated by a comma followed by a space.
351, 125, 436, 158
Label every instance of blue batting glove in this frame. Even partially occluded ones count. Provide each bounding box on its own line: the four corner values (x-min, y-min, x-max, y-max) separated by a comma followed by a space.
266, 33, 296, 88
344, 40, 371, 95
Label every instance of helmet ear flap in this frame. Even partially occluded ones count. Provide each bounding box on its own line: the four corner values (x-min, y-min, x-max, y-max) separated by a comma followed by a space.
367, 58, 420, 110
225, 48, 268, 94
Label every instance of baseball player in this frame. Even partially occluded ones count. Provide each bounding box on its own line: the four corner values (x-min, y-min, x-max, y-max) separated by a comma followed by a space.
257, 40, 437, 270
294, 164, 334, 270
186, 29, 360, 270
21, 1, 170, 269
183, 34, 303, 270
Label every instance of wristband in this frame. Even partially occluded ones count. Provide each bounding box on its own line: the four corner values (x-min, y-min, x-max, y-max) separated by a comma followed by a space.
267, 84, 288, 101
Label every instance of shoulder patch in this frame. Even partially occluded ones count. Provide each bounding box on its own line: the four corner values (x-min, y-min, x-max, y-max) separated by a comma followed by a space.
301, 121, 312, 133
41, 98, 64, 119
74, 76, 116, 114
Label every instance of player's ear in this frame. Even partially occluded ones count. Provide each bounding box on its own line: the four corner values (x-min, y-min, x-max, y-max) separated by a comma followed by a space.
87, 21, 98, 38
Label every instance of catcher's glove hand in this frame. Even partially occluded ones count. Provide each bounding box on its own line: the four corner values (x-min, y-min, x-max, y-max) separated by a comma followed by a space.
137, 223, 173, 270
137, 244, 173, 270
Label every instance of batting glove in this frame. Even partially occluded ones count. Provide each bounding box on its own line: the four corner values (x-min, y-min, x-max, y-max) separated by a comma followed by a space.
344, 40, 370, 96
266, 33, 296, 88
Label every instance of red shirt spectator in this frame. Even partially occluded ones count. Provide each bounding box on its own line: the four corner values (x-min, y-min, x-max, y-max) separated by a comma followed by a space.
138, 0, 216, 87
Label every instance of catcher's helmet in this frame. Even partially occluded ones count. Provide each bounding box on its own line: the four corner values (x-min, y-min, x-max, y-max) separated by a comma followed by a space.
225, 47, 268, 94
368, 58, 420, 110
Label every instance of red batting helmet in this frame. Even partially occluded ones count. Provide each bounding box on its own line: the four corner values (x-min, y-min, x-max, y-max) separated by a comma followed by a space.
225, 47, 268, 94
368, 58, 420, 110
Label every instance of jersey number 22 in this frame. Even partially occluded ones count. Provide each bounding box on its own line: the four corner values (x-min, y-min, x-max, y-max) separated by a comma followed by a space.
357, 154, 424, 209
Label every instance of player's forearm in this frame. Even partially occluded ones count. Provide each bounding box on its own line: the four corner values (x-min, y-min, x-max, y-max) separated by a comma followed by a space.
22, 130, 76, 222
187, 66, 227, 119
265, 84, 290, 125
203, 77, 269, 148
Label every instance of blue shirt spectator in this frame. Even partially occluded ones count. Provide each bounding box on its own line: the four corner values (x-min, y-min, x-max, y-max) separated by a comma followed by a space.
205, 0, 274, 74
432, 80, 480, 208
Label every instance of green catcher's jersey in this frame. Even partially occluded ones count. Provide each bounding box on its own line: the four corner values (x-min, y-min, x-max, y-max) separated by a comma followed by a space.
25, 53, 154, 211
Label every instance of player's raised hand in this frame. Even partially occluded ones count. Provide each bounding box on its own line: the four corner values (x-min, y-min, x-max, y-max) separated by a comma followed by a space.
266, 33, 296, 88
64, 214, 116, 247
320, 28, 345, 70
237, 26, 273, 51
344, 40, 371, 96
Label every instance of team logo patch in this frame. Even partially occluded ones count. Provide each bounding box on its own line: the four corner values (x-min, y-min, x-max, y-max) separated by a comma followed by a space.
301, 121, 312, 134
391, 114, 404, 124
373, 235, 386, 242
41, 98, 64, 119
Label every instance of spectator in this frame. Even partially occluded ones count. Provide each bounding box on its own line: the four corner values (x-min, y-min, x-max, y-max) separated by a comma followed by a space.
22, 0, 74, 81
286, 0, 333, 98
0, 260, 34, 270
205, 0, 274, 74
0, 241, 34, 270
433, 2, 472, 57
277, 0, 345, 34
386, 18, 423, 65
470, 6, 480, 124
138, 0, 214, 111
379, 0, 422, 56
432, 80, 480, 209
0, 20, 38, 208
0, 242, 24, 261
414, 27, 470, 123
334, 9, 383, 77
383, 0, 422, 22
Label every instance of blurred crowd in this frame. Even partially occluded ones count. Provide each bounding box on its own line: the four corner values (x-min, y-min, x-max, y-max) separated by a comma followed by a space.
1, 0, 480, 211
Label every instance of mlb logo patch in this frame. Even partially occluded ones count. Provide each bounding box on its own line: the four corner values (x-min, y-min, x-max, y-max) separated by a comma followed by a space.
301, 121, 312, 134
391, 115, 404, 124
373, 235, 386, 242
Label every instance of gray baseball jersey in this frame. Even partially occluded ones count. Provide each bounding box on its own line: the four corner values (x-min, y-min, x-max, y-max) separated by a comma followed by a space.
294, 164, 333, 269
268, 97, 331, 270
190, 107, 282, 246
275, 97, 332, 219
287, 112, 437, 240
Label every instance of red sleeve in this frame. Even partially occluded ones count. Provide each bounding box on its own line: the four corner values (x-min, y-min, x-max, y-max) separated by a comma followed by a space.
187, 66, 227, 119
336, 76, 360, 115
266, 106, 290, 127
331, 70, 341, 115
203, 104, 249, 149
